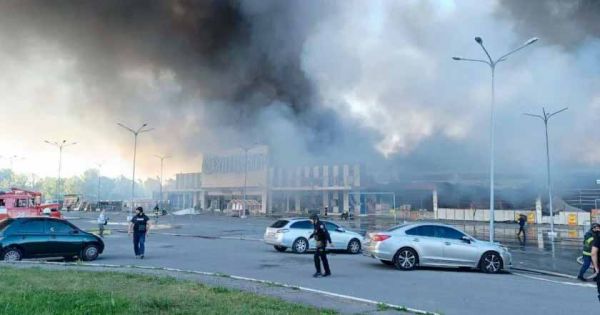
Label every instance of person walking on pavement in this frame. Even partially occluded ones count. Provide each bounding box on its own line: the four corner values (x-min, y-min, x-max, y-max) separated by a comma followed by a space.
96, 209, 108, 238
128, 206, 151, 259
516, 214, 527, 239
309, 214, 333, 277
589, 224, 600, 302
578, 223, 599, 281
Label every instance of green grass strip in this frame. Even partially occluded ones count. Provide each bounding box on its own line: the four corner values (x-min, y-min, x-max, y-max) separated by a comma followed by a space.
0, 266, 336, 315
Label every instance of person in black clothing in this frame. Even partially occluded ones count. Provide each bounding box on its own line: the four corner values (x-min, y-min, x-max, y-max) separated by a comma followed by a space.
309, 214, 333, 277
128, 206, 151, 259
517, 214, 527, 241
591, 224, 600, 302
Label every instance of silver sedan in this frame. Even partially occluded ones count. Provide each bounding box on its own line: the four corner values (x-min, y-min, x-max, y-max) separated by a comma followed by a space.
264, 218, 363, 254
363, 222, 511, 273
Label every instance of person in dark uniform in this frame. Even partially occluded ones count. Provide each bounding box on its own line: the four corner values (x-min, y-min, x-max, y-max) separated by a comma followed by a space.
590, 224, 600, 302
578, 223, 598, 281
309, 214, 333, 277
516, 214, 527, 241
128, 206, 151, 259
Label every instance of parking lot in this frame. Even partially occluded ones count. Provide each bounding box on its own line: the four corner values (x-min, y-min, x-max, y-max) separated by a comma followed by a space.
35, 212, 593, 315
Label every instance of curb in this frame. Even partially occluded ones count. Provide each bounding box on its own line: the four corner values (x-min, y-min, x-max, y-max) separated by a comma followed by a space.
1, 260, 440, 315
511, 267, 577, 280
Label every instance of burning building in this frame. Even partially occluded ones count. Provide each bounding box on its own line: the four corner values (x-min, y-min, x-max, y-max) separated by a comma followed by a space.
200, 145, 367, 215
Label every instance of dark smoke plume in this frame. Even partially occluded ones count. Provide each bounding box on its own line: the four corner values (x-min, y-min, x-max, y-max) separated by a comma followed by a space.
0, 0, 375, 165
497, 0, 600, 48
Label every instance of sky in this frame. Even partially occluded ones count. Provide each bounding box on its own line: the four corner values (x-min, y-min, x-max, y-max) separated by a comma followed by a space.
0, 0, 598, 183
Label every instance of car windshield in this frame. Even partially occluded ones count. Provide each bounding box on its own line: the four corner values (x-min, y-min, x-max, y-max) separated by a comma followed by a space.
270, 220, 289, 228
0, 219, 13, 232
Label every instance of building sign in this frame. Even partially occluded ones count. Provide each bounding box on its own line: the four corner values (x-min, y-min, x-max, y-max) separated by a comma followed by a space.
568, 213, 577, 226
203, 153, 268, 174
527, 213, 535, 224
591, 209, 600, 224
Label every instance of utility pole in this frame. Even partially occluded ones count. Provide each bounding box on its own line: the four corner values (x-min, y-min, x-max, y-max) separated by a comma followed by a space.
118, 123, 153, 218
453, 36, 538, 242
524, 107, 568, 238
45, 140, 77, 201
96, 162, 103, 209
154, 155, 171, 209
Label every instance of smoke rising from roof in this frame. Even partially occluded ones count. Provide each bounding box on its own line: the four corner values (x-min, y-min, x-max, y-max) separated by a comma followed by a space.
0, 0, 598, 184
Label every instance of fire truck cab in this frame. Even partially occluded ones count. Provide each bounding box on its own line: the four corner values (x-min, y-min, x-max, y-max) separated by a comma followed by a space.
0, 188, 61, 220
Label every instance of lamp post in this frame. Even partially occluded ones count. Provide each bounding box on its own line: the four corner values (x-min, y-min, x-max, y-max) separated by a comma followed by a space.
118, 123, 153, 218
154, 154, 171, 209
44, 140, 77, 201
453, 36, 538, 242
524, 107, 567, 238
241, 146, 251, 219
96, 162, 103, 208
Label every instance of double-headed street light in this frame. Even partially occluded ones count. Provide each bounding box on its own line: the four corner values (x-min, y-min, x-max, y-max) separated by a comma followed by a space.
153, 154, 171, 209
524, 107, 568, 238
453, 36, 538, 243
44, 140, 77, 201
118, 123, 153, 217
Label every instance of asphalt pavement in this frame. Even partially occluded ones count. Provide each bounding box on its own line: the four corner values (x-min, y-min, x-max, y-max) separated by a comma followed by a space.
45, 212, 599, 314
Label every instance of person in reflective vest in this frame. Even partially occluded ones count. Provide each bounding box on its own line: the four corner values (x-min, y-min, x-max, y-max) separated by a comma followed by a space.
579, 223, 600, 281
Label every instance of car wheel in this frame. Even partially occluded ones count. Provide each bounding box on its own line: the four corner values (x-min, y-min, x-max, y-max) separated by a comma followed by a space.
347, 239, 361, 254
479, 251, 502, 274
393, 248, 418, 271
3, 247, 22, 261
82, 244, 100, 261
381, 260, 394, 266
292, 238, 309, 254
274, 245, 287, 252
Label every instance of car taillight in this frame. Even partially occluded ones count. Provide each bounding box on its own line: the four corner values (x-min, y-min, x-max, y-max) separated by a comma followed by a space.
276, 229, 289, 234
371, 234, 391, 242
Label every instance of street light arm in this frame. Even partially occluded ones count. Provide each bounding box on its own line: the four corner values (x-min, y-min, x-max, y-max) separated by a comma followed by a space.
117, 123, 135, 134
139, 127, 154, 134
497, 37, 538, 63
547, 107, 568, 119
476, 41, 494, 64
452, 57, 491, 65
523, 113, 544, 120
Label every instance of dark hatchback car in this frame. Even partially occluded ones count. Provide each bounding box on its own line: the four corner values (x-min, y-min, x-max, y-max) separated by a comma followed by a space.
0, 217, 104, 261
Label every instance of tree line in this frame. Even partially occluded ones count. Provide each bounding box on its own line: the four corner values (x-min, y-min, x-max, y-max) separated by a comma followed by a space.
0, 169, 164, 202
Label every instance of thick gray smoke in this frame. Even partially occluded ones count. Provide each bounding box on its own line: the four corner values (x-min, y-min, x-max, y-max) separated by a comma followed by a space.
497, 0, 600, 48
0, 0, 377, 167
0, 0, 598, 188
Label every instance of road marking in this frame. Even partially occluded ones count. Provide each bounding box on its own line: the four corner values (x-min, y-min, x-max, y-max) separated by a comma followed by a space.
157, 232, 263, 241
511, 267, 577, 279
2, 260, 439, 315
512, 272, 596, 288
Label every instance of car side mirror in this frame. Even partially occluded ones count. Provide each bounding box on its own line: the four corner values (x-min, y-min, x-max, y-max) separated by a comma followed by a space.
461, 236, 471, 243
70, 230, 79, 234
337, 228, 345, 233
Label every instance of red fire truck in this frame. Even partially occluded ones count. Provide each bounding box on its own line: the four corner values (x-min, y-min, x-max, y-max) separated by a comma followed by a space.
0, 188, 62, 220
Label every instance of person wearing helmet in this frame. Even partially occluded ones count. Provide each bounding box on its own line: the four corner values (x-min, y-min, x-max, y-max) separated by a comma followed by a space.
578, 223, 599, 281
309, 213, 333, 277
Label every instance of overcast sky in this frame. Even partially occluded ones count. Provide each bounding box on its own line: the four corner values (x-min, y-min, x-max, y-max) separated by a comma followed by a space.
0, 0, 598, 181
